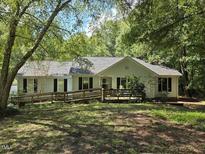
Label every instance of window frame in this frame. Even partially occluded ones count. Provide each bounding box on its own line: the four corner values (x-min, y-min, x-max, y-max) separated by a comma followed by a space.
79, 77, 93, 90
158, 77, 172, 92
117, 77, 128, 89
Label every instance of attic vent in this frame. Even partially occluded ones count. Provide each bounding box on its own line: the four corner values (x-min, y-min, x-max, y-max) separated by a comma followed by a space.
125, 66, 129, 70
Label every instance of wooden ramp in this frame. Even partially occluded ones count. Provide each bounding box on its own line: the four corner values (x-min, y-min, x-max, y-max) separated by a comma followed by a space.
10, 88, 102, 105
10, 88, 143, 107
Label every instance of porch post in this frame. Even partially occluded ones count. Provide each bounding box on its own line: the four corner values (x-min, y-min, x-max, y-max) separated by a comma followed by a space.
101, 88, 104, 102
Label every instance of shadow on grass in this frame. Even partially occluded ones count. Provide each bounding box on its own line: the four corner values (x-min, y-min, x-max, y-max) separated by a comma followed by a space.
0, 102, 205, 153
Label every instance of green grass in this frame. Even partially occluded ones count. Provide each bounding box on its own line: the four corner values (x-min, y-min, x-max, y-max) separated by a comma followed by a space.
150, 109, 205, 129
0, 102, 205, 153
144, 104, 205, 131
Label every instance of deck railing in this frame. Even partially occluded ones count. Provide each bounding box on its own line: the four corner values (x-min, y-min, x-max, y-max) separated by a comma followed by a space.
10, 88, 143, 106
103, 89, 143, 101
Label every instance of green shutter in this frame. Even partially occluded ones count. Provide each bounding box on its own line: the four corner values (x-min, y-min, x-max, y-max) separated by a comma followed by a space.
158, 78, 162, 92
23, 78, 27, 93
117, 77, 120, 89
79, 77, 82, 90
168, 78, 172, 92
54, 79, 57, 92
89, 77, 93, 89
64, 79, 68, 92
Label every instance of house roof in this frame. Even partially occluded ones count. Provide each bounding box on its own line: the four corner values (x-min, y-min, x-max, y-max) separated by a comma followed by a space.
17, 57, 182, 77
18, 61, 72, 76
132, 58, 182, 76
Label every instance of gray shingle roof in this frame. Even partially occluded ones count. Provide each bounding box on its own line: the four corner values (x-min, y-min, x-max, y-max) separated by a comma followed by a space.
17, 57, 182, 77
18, 61, 72, 76
133, 58, 182, 76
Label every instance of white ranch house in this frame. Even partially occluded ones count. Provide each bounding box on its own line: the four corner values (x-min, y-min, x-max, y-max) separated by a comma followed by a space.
17, 57, 182, 98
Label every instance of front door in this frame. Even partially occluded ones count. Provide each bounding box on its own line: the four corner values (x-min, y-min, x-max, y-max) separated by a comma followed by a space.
101, 77, 112, 89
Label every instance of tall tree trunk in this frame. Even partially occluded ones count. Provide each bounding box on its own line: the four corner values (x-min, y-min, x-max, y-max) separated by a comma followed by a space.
0, 87, 11, 110
180, 46, 190, 97
0, 18, 19, 111
0, 0, 71, 112
0, 71, 16, 111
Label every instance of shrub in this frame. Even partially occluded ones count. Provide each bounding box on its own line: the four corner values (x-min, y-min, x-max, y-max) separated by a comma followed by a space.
158, 91, 168, 102
127, 76, 146, 100
0, 107, 20, 119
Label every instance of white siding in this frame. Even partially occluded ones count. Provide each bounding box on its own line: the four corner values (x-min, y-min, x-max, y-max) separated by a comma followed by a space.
98, 58, 157, 98
17, 76, 72, 94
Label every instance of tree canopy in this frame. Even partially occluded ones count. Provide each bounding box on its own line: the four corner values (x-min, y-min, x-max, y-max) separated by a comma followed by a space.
0, 0, 116, 111
122, 0, 205, 96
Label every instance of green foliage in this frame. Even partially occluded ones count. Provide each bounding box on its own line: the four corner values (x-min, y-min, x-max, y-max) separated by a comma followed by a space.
158, 92, 168, 102
61, 33, 94, 59
122, 0, 205, 97
128, 76, 146, 99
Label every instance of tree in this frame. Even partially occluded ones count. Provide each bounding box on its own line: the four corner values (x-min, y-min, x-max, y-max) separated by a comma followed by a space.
61, 32, 94, 60
123, 0, 205, 97
0, 0, 113, 112
0, 0, 73, 111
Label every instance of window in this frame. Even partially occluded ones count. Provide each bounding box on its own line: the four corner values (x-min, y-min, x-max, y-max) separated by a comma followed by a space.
89, 77, 93, 89
162, 78, 167, 91
102, 78, 107, 89
79, 77, 93, 90
121, 78, 127, 89
158, 77, 172, 92
34, 79, 38, 93
83, 78, 89, 89
168, 78, 172, 92
79, 77, 82, 90
101, 78, 112, 89
23, 78, 27, 93
54, 79, 57, 92
117, 77, 127, 89
64, 79, 67, 92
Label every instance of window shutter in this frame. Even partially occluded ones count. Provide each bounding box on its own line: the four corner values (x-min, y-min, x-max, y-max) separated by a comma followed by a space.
54, 79, 58, 92
64, 79, 68, 92
89, 77, 93, 89
79, 77, 82, 90
117, 77, 120, 89
23, 79, 27, 93
168, 78, 172, 92
158, 78, 162, 92
34, 79, 38, 93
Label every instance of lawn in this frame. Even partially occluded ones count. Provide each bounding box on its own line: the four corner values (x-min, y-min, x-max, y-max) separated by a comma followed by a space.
0, 102, 205, 153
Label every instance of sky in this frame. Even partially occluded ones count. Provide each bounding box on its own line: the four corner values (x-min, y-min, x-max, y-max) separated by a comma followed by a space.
84, 8, 118, 36
57, 1, 119, 38
67, 0, 139, 37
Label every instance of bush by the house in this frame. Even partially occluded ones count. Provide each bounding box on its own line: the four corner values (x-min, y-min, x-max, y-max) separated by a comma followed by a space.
128, 76, 146, 100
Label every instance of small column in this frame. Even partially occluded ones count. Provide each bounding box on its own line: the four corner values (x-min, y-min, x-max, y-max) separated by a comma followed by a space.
101, 88, 104, 102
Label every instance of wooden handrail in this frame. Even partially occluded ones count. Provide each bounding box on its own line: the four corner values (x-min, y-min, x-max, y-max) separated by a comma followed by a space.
10, 88, 143, 105
14, 88, 101, 98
